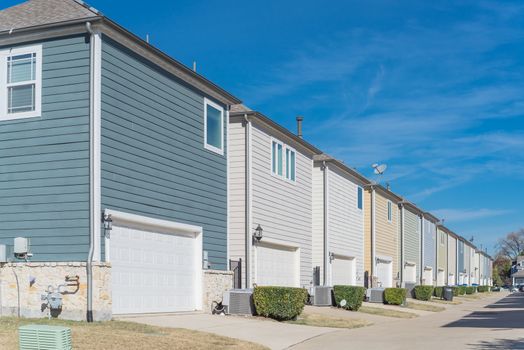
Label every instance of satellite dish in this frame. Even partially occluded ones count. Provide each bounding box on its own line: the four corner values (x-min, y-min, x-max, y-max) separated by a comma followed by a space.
372, 163, 387, 175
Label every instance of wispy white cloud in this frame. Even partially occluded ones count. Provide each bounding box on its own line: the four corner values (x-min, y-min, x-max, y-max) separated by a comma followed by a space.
431, 208, 514, 223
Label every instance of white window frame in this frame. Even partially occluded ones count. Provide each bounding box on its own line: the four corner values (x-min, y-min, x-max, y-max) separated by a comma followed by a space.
387, 200, 392, 222
203, 97, 224, 155
0, 44, 42, 121
270, 137, 296, 182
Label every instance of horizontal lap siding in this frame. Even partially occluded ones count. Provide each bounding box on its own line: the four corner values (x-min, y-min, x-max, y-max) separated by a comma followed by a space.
327, 166, 364, 286
437, 229, 447, 271
250, 123, 313, 287
228, 121, 246, 286
312, 165, 324, 284
458, 241, 465, 276
448, 236, 457, 278
0, 36, 90, 261
375, 193, 399, 279
364, 190, 371, 278
100, 38, 228, 269
423, 218, 436, 279
404, 209, 420, 281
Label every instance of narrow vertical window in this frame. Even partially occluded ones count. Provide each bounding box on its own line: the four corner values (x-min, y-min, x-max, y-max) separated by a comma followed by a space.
290, 150, 295, 181
286, 148, 290, 178
204, 98, 224, 155
387, 201, 392, 222
272, 141, 277, 173
357, 187, 363, 210
277, 143, 283, 176
1, 45, 42, 120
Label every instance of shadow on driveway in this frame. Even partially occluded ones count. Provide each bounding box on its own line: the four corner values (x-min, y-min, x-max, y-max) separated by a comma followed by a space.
468, 338, 524, 349
443, 293, 524, 329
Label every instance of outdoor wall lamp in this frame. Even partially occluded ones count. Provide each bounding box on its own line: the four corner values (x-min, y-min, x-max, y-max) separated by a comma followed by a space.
102, 213, 113, 238
329, 252, 335, 263
253, 224, 263, 242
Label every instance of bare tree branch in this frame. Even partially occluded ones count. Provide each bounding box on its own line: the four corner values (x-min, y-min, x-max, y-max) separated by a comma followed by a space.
496, 228, 524, 260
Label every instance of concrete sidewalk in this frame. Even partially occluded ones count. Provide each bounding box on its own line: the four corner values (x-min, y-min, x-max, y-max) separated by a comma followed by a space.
292, 292, 519, 350
118, 313, 339, 350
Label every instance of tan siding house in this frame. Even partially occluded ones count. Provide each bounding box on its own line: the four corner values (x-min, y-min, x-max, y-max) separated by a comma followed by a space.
364, 185, 402, 288
447, 231, 457, 285
436, 227, 448, 286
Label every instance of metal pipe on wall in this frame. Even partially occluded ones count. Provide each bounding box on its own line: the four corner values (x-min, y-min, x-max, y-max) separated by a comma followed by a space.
244, 114, 252, 289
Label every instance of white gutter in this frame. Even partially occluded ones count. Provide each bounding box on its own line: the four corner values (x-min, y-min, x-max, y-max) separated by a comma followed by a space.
399, 203, 405, 286
86, 21, 102, 323
244, 114, 252, 288
322, 161, 329, 286
370, 186, 376, 286
420, 214, 424, 285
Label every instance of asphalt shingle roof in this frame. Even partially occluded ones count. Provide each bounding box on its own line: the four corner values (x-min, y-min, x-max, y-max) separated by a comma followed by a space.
0, 0, 99, 32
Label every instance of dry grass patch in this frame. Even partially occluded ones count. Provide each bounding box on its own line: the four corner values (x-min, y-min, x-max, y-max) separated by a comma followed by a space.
0, 317, 267, 350
286, 312, 372, 329
430, 298, 462, 305
358, 306, 418, 319
405, 302, 445, 312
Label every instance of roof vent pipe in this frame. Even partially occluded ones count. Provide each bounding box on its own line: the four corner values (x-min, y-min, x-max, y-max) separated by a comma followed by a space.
296, 116, 304, 138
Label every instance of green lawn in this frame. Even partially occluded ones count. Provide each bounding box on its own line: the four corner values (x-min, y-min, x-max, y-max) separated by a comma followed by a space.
0, 317, 267, 350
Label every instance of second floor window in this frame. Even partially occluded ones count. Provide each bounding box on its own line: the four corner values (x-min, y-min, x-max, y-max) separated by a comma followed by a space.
1, 45, 42, 120
204, 98, 224, 155
357, 187, 363, 210
272, 139, 296, 182
387, 200, 392, 222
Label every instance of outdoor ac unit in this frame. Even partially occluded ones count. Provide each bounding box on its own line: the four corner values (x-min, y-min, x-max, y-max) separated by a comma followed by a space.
19, 325, 72, 350
309, 286, 333, 306
222, 289, 255, 316
0, 244, 6, 263
367, 288, 385, 303
404, 282, 416, 297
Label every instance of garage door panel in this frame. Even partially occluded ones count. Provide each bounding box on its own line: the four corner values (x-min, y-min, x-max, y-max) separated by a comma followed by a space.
112, 224, 198, 314
332, 257, 355, 286
256, 244, 298, 287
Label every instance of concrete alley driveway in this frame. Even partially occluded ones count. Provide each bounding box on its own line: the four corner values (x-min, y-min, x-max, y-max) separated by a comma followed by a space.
118, 313, 337, 350
292, 292, 524, 350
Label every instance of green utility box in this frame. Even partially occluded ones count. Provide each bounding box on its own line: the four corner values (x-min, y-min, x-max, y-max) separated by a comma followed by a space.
19, 324, 72, 350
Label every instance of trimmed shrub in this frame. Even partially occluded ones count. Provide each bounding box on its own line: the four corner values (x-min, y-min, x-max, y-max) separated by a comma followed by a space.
253, 286, 308, 321
414, 285, 434, 301
477, 286, 490, 293
465, 286, 476, 295
451, 286, 460, 297
384, 288, 407, 305
434, 286, 444, 298
333, 285, 366, 311
457, 286, 467, 295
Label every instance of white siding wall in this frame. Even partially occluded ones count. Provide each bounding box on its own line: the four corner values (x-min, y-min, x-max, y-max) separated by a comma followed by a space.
250, 123, 313, 287
326, 166, 364, 286
312, 165, 324, 284
228, 121, 246, 286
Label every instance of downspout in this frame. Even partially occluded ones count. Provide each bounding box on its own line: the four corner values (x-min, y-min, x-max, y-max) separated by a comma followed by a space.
456, 239, 459, 285
322, 161, 329, 286
370, 186, 376, 287
244, 114, 251, 288
86, 21, 95, 323
420, 214, 424, 285
399, 203, 404, 286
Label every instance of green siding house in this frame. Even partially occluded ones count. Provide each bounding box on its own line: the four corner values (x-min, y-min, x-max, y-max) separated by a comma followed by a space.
0, 0, 240, 320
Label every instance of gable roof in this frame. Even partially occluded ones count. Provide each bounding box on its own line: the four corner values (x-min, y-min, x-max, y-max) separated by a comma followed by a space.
0, 0, 99, 32
0, 0, 241, 105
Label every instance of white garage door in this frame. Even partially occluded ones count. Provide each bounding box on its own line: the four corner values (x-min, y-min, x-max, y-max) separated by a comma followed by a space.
331, 256, 355, 286
111, 224, 200, 314
448, 273, 455, 286
376, 259, 392, 288
437, 269, 445, 286
423, 268, 433, 286
256, 243, 298, 287
404, 264, 417, 283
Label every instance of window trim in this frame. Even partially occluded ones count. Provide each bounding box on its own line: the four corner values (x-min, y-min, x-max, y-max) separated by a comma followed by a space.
387, 200, 392, 222
0, 44, 42, 121
203, 97, 224, 155
270, 137, 297, 183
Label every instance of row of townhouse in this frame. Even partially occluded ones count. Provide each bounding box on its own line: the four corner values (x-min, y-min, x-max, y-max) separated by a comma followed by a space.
0, 0, 493, 321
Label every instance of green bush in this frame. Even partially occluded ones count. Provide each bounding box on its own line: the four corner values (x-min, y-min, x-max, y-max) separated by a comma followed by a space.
414, 286, 434, 301
457, 286, 467, 295
451, 286, 460, 296
384, 288, 407, 305
434, 286, 444, 298
252, 286, 308, 321
465, 286, 476, 295
333, 285, 366, 311
477, 286, 490, 293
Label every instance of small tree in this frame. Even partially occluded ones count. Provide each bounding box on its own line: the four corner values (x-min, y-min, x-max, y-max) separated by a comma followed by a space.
493, 256, 512, 286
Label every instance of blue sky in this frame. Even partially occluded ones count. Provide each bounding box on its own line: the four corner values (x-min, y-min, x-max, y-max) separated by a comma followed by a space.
6, 0, 523, 253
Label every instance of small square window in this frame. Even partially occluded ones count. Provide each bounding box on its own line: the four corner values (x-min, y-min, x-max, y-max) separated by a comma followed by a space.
204, 98, 224, 155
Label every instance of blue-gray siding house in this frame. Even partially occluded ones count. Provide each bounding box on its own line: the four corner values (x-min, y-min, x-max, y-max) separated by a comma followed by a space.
0, 0, 240, 319
422, 215, 437, 285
